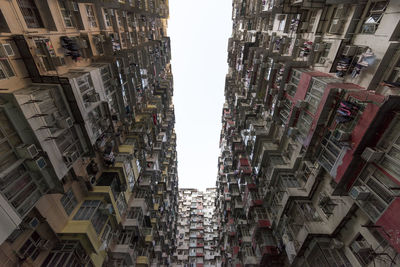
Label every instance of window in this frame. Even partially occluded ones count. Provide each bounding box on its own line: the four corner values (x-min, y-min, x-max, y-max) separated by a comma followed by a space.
17, 0, 44, 28
318, 132, 343, 173
353, 165, 396, 221
318, 193, 336, 217
298, 201, 321, 221
328, 5, 348, 34
0, 110, 42, 216
0, 10, 10, 33
305, 79, 325, 114
73, 200, 107, 233
307, 10, 318, 32
307, 240, 351, 266
297, 110, 313, 140
385, 57, 400, 85
314, 42, 332, 65
61, 189, 77, 215
269, 155, 284, 165
279, 98, 292, 125
350, 235, 374, 265
73, 200, 100, 220
378, 113, 400, 179
85, 5, 97, 27
0, 44, 15, 79
42, 240, 91, 267
103, 9, 112, 27
34, 39, 57, 71
19, 231, 41, 261
280, 173, 300, 188
286, 69, 301, 97
360, 1, 388, 34
58, 1, 73, 27
278, 17, 286, 31
118, 230, 134, 245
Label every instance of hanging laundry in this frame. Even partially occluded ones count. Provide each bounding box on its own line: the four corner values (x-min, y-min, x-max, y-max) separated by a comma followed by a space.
340, 101, 360, 111
351, 48, 376, 78
337, 108, 352, 116
357, 48, 376, 67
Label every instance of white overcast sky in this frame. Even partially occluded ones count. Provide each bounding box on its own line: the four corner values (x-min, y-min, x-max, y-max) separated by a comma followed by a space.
168, 0, 232, 190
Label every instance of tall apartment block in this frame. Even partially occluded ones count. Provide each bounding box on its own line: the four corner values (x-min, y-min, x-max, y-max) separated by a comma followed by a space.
175, 188, 221, 267
0, 0, 178, 266
215, 0, 400, 266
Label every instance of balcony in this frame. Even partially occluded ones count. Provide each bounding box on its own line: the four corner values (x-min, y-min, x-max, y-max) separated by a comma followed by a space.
136, 248, 150, 266
143, 228, 153, 243
61, 220, 106, 266
109, 243, 138, 266
93, 172, 125, 223
252, 208, 271, 229
123, 207, 143, 229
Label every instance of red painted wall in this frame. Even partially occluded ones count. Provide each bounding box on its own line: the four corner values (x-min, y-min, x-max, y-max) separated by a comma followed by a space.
376, 198, 400, 253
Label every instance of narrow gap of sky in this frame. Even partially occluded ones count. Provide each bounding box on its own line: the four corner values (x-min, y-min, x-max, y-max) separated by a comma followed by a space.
168, 0, 232, 190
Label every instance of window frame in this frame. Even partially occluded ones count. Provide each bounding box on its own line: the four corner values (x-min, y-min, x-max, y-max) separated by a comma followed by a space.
61, 189, 78, 215
85, 5, 97, 28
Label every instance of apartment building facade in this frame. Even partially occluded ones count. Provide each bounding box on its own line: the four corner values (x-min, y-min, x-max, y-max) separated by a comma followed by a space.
0, 0, 178, 266
215, 0, 400, 266
175, 188, 221, 267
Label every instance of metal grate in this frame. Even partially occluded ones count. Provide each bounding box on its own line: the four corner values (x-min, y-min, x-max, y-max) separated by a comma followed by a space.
17, 0, 44, 28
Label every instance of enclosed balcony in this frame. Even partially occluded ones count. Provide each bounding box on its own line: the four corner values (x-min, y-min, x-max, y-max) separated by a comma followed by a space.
251, 207, 271, 229
136, 247, 150, 266
108, 230, 138, 267
123, 206, 143, 229
94, 171, 126, 223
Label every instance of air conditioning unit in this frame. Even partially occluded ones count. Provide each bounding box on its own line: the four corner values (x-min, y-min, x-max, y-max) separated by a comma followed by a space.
63, 151, 79, 164
26, 157, 47, 171
295, 100, 308, 108
16, 144, 39, 159
349, 186, 370, 200
57, 117, 73, 129
287, 127, 298, 137
351, 240, 371, 253
361, 147, 384, 162
342, 45, 357, 57
332, 129, 351, 141
314, 43, 326, 52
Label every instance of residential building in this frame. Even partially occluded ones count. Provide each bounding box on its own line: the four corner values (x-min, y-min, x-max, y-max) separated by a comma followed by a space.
215, 0, 400, 266
175, 188, 221, 267
0, 1, 178, 266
